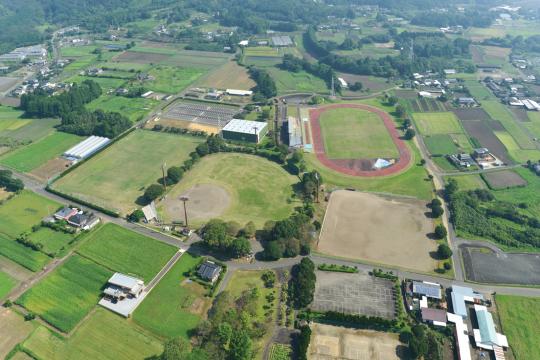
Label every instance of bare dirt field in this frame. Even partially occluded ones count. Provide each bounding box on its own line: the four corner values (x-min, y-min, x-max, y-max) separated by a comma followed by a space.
318, 190, 437, 272
312, 271, 396, 319
460, 120, 511, 163
147, 118, 220, 134
115, 51, 170, 64
30, 157, 72, 181
0, 77, 18, 92
309, 323, 404, 360
452, 108, 492, 121
482, 170, 527, 189
197, 61, 255, 90
162, 184, 230, 222
0, 309, 35, 359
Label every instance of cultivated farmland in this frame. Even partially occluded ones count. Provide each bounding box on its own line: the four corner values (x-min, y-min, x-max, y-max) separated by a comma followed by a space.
0, 270, 16, 299
319, 107, 399, 159
77, 223, 177, 282
197, 61, 255, 90
16, 255, 112, 333
86, 95, 159, 122
482, 170, 527, 190
0, 235, 51, 272
23, 308, 162, 360
160, 153, 297, 227
414, 112, 463, 135
134, 252, 206, 338
0, 310, 36, 359
145, 66, 205, 94
52, 130, 203, 214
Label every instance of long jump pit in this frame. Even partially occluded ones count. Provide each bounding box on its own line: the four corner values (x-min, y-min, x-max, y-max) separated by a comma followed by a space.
318, 190, 437, 273
309, 103, 412, 177
309, 323, 404, 360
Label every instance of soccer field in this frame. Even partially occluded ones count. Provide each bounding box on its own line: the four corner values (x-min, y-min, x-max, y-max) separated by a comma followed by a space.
319, 107, 399, 159
52, 130, 203, 214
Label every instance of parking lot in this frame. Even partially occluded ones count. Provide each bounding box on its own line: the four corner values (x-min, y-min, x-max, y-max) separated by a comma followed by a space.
311, 271, 396, 319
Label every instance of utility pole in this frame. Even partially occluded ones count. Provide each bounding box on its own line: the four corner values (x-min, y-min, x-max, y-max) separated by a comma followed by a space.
180, 196, 189, 228
161, 163, 167, 192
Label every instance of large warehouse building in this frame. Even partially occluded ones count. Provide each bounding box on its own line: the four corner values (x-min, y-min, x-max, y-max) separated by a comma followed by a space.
63, 136, 111, 162
221, 119, 268, 143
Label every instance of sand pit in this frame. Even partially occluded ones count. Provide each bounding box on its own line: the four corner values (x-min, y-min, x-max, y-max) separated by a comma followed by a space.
318, 190, 437, 272
163, 184, 230, 222
309, 323, 404, 360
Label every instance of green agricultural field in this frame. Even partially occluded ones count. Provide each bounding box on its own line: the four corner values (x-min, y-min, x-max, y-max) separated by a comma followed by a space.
160, 153, 298, 227
523, 111, 540, 139
444, 174, 486, 191
0, 270, 16, 298
0, 131, 82, 172
495, 131, 520, 151
0, 118, 60, 144
66, 75, 127, 90
130, 45, 178, 55
145, 66, 205, 94
23, 308, 162, 360
52, 130, 203, 214
492, 167, 540, 218
244, 47, 282, 57
0, 106, 29, 132
160, 50, 230, 69
17, 255, 112, 332
450, 133, 473, 151
0, 236, 51, 272
432, 156, 457, 172
134, 252, 205, 338
483, 101, 536, 150
27, 228, 76, 256
60, 45, 97, 57
464, 80, 493, 99
496, 295, 540, 360
413, 112, 463, 136
319, 107, 398, 159
77, 223, 177, 282
269, 344, 292, 360
86, 95, 159, 122
267, 68, 328, 95
424, 134, 458, 155
0, 191, 60, 239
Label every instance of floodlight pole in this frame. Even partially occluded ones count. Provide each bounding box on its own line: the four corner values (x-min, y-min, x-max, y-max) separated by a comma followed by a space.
180, 196, 189, 228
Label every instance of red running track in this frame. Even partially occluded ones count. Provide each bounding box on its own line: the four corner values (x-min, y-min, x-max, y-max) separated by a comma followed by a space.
309, 103, 412, 177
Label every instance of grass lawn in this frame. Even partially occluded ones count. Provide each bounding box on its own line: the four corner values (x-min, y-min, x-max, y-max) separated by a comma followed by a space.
23, 308, 162, 360
319, 107, 399, 159
413, 112, 463, 136
0, 190, 60, 239
0, 236, 51, 272
0, 131, 82, 172
27, 228, 76, 256
432, 156, 457, 172
492, 167, 540, 218
160, 153, 298, 227
16, 255, 112, 333
444, 174, 486, 191
464, 80, 493, 100
483, 101, 536, 150
86, 95, 159, 122
52, 130, 203, 214
134, 252, 205, 338
424, 134, 458, 155
77, 223, 177, 282
145, 66, 205, 94
0, 270, 16, 298
496, 295, 540, 360
267, 68, 328, 95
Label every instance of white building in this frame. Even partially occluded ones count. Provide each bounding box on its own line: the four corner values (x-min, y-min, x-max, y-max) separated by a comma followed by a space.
222, 119, 268, 143
226, 89, 253, 96
473, 305, 508, 352
63, 136, 111, 162
103, 273, 145, 300
338, 77, 348, 88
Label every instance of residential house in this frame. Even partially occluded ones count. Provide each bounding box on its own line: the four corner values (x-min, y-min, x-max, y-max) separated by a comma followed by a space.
103, 273, 145, 300
67, 212, 100, 230
198, 261, 222, 283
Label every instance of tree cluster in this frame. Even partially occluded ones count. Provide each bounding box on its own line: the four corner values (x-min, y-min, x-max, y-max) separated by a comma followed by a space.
289, 258, 316, 308
403, 324, 443, 360
200, 219, 252, 258
262, 209, 313, 260
248, 67, 277, 100
0, 170, 24, 192
58, 109, 131, 138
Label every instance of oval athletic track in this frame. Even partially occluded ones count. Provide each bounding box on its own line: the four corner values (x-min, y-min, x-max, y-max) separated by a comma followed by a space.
309, 103, 412, 177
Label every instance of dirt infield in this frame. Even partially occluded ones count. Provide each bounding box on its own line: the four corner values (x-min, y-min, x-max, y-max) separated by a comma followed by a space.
482, 170, 527, 189
309, 104, 411, 177
309, 323, 404, 360
318, 190, 437, 272
162, 184, 230, 223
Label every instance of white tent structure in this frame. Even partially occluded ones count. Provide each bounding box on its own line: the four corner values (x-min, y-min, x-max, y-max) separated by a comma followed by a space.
373, 158, 391, 170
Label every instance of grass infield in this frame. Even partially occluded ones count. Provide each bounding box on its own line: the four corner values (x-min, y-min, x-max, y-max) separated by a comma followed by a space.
319, 107, 399, 159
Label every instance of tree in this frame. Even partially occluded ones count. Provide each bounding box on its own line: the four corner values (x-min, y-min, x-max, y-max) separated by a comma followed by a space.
144, 184, 164, 203
201, 219, 230, 251
167, 166, 184, 184
196, 143, 210, 157
127, 209, 145, 222
432, 204, 444, 218
290, 258, 316, 308
228, 330, 252, 360
242, 221, 256, 238
395, 104, 406, 118
349, 82, 363, 91
445, 178, 459, 199
405, 128, 416, 139
226, 221, 242, 237
230, 237, 251, 258
444, 261, 452, 270
159, 338, 191, 360
216, 322, 233, 349
434, 224, 447, 239
264, 241, 283, 260
261, 270, 276, 288
437, 244, 453, 259
387, 96, 398, 106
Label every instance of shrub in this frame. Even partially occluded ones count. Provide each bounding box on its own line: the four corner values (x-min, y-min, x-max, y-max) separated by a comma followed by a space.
444, 261, 452, 270
434, 224, 447, 239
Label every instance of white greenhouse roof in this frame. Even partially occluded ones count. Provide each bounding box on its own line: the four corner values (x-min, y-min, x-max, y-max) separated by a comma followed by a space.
222, 119, 267, 135
63, 136, 110, 160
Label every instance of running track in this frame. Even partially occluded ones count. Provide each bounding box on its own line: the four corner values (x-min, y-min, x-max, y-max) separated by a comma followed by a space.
309, 104, 412, 177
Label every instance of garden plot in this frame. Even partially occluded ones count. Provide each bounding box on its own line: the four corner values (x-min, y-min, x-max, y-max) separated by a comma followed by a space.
482, 170, 527, 189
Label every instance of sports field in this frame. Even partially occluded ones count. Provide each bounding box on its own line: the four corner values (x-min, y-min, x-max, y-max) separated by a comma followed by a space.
16, 255, 112, 333
77, 223, 177, 282
86, 95, 159, 122
160, 153, 297, 227
496, 295, 540, 360
52, 130, 203, 214
319, 107, 398, 159
0, 191, 60, 238
0, 270, 16, 298
145, 66, 205, 94
23, 308, 162, 360
134, 252, 206, 338
318, 190, 437, 272
0, 131, 82, 172
414, 112, 463, 136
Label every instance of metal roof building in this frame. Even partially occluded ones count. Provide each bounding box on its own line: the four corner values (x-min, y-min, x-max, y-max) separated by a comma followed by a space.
451, 285, 484, 318
271, 36, 293, 47
63, 136, 110, 161
106, 273, 144, 298
447, 312, 472, 360
198, 261, 222, 283
288, 116, 302, 148
473, 304, 508, 351
412, 281, 442, 299
222, 119, 268, 143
